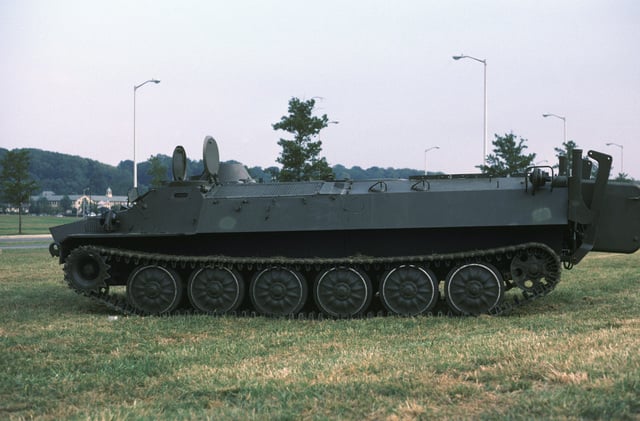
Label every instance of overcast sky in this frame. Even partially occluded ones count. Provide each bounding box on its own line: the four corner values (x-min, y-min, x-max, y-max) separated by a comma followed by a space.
1, 0, 639, 179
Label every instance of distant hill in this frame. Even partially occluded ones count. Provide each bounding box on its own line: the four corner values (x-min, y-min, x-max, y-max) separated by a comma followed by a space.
0, 147, 126, 196
0, 148, 204, 196
0, 147, 426, 196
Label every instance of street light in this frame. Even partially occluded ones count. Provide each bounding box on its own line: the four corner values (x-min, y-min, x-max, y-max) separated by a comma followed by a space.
424, 146, 440, 175
453, 54, 487, 168
133, 79, 160, 188
542, 113, 567, 144
606, 142, 624, 173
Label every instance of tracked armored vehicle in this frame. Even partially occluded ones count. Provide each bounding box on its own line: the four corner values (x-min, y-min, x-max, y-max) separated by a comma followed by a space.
50, 136, 640, 317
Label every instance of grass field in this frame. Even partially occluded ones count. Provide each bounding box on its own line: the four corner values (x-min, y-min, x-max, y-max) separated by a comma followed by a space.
0, 248, 638, 420
0, 214, 74, 236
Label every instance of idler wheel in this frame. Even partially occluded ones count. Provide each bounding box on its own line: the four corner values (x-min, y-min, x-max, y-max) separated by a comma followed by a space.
188, 267, 244, 314
250, 267, 307, 316
445, 263, 504, 315
380, 265, 439, 316
510, 250, 555, 292
127, 265, 183, 315
314, 267, 372, 317
64, 247, 110, 293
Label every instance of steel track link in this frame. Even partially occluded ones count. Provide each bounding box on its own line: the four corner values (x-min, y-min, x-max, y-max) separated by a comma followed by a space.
63, 242, 561, 318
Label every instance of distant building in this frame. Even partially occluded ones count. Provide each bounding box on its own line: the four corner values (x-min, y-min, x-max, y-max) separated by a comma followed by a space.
30, 188, 128, 216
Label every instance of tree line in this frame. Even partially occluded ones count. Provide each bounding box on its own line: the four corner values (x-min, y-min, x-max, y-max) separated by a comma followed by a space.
1, 96, 634, 232
0, 145, 427, 201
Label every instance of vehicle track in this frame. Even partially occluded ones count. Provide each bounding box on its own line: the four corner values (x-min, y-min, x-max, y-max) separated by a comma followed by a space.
62, 242, 561, 318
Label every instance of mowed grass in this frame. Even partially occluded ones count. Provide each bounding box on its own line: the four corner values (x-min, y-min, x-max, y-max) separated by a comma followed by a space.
0, 214, 74, 236
0, 249, 638, 420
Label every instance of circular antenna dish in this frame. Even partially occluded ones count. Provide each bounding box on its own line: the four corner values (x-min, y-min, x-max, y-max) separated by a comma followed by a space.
203, 136, 220, 177
172, 146, 188, 181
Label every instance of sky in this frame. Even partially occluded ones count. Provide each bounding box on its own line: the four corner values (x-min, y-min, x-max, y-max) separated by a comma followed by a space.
1, 0, 639, 180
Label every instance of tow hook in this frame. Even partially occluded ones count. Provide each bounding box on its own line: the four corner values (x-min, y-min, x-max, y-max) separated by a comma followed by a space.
49, 242, 60, 257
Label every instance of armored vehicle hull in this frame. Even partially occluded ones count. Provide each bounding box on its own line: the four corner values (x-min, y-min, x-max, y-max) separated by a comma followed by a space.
50, 137, 640, 317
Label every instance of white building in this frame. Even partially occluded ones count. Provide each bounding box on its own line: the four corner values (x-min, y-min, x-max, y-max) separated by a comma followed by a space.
31, 188, 128, 216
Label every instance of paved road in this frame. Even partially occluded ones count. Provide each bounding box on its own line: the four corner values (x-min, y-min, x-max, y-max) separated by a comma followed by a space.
0, 234, 52, 250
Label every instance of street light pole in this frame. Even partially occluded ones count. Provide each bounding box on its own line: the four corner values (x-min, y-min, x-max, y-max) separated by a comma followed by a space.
424, 146, 440, 175
606, 142, 624, 173
453, 54, 487, 168
542, 113, 567, 144
133, 79, 160, 188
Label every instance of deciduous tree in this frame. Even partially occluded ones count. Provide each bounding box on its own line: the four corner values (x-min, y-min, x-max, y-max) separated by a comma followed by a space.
147, 154, 167, 187
0, 149, 39, 233
60, 195, 73, 214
